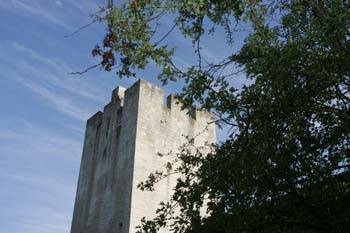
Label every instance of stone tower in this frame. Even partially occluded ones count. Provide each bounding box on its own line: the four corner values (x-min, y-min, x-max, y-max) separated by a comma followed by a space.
70, 80, 216, 233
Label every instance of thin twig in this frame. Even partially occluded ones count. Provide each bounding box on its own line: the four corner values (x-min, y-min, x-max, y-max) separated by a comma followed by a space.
69, 63, 102, 75
147, 9, 167, 22
64, 19, 98, 38
196, 17, 204, 69
154, 23, 177, 46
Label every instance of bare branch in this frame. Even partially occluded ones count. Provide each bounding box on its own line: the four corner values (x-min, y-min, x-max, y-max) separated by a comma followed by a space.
68, 63, 102, 75
154, 23, 177, 46
64, 19, 98, 38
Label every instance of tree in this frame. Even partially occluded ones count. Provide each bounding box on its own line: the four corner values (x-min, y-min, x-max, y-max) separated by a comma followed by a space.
91, 0, 350, 232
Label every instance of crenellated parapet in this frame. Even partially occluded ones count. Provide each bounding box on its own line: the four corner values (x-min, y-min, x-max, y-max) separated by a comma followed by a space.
88, 79, 214, 127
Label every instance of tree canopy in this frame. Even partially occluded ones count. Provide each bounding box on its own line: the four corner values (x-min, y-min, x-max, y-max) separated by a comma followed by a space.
91, 0, 350, 232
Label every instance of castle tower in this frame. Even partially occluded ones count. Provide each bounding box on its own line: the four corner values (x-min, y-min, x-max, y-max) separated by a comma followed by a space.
70, 80, 216, 233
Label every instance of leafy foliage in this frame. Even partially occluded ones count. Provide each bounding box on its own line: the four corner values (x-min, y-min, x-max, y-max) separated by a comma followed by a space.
92, 0, 350, 232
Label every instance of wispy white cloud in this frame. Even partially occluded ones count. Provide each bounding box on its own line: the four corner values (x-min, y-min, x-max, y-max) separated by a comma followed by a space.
55, 0, 63, 7
25, 81, 89, 120
0, 41, 108, 121
70, 0, 100, 14
11, 41, 67, 71
0, 119, 79, 233
201, 46, 223, 64
0, 119, 82, 160
4, 173, 76, 204
0, 0, 100, 30
0, 2, 106, 233
0, 0, 70, 28
16, 219, 69, 233
0, 172, 75, 233
1, 68, 93, 121
63, 122, 85, 135
11, 42, 106, 102
3, 207, 72, 233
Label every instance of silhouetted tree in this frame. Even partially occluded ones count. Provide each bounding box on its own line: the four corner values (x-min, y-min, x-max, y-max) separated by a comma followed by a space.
90, 1, 350, 232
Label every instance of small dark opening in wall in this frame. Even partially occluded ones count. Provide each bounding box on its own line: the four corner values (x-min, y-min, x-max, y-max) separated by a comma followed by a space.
105, 118, 111, 137
119, 222, 123, 228
102, 147, 107, 160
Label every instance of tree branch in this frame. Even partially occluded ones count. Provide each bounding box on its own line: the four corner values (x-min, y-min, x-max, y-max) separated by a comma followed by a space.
68, 62, 102, 75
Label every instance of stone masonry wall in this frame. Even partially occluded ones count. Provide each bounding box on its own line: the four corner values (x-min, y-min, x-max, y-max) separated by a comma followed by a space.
70, 80, 216, 233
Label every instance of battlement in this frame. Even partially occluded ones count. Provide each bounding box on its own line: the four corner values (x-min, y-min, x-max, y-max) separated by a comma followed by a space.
111, 86, 126, 103
87, 79, 214, 126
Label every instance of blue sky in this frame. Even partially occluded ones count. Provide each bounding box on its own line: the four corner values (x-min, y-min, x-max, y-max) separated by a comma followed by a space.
0, 1, 242, 233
